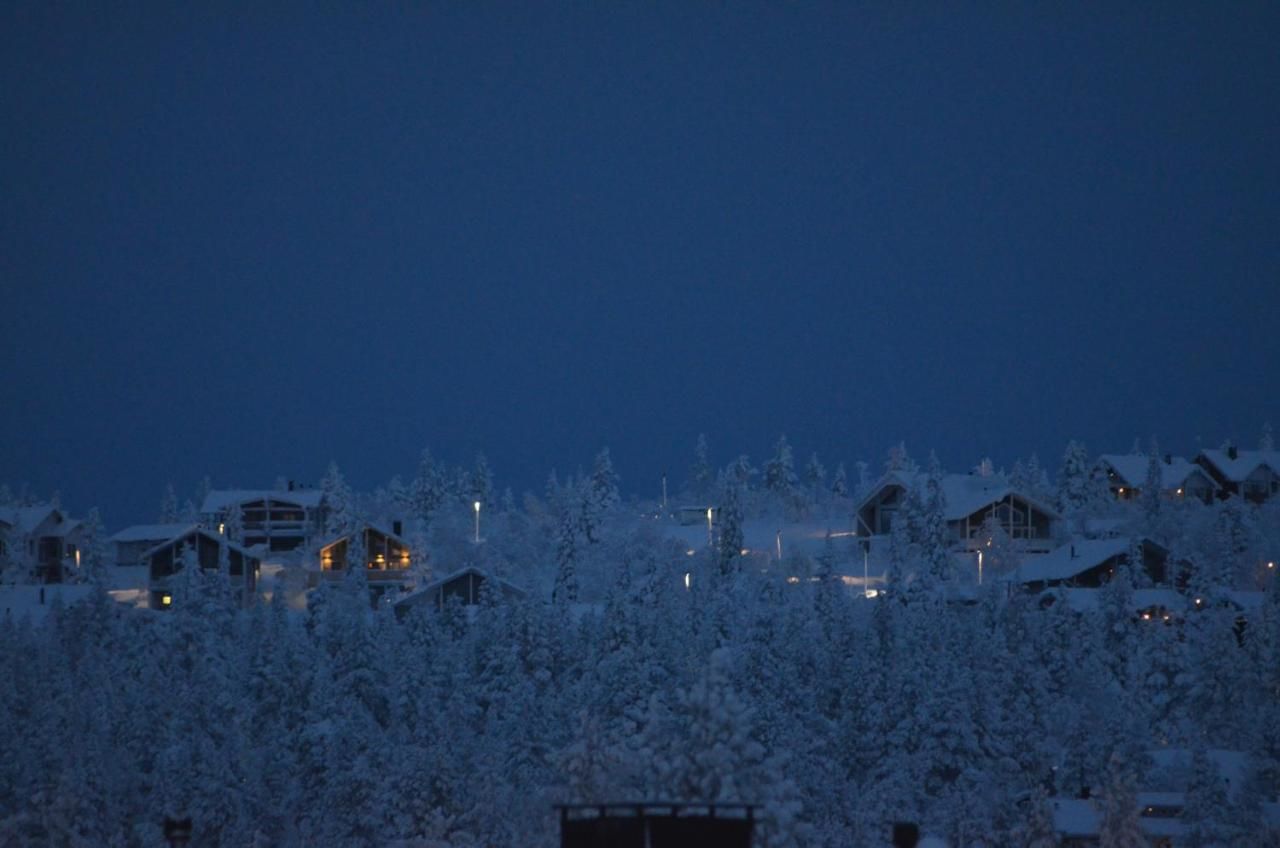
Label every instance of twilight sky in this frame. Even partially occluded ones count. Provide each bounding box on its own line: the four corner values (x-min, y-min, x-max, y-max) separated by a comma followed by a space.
3, 4, 1278, 527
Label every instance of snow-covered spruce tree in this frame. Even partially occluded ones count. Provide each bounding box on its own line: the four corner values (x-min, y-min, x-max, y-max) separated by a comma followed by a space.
1057, 440, 1101, 524
553, 505, 580, 605
919, 455, 954, 586
411, 448, 448, 530
1141, 439, 1163, 533
762, 435, 793, 507
1180, 744, 1234, 847
320, 461, 355, 538
580, 447, 620, 544
689, 433, 713, 500
159, 482, 180, 523
717, 479, 745, 577
223, 502, 245, 545
830, 462, 849, 500
641, 648, 804, 847
1098, 752, 1145, 848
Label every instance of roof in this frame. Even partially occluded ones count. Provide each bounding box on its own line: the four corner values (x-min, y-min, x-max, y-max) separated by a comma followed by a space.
1098, 453, 1212, 490
858, 471, 1061, 522
140, 527, 259, 561
1011, 537, 1155, 585
1196, 447, 1280, 483
200, 489, 325, 513
110, 523, 199, 543
1040, 587, 1188, 614
318, 521, 407, 551
0, 504, 61, 534
396, 566, 527, 607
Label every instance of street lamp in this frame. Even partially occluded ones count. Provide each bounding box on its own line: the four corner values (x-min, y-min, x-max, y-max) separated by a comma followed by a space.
977, 550, 984, 586
473, 500, 482, 544
706, 507, 714, 547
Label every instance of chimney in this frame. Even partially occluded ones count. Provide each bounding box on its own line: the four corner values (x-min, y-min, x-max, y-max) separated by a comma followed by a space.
1164, 453, 1172, 465
1227, 444, 1238, 460
392, 520, 403, 537
1070, 544, 1077, 559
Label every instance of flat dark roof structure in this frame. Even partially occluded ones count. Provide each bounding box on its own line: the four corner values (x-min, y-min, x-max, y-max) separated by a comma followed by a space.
555, 803, 756, 848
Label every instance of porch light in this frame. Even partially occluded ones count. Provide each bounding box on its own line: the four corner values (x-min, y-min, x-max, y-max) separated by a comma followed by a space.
161, 594, 172, 607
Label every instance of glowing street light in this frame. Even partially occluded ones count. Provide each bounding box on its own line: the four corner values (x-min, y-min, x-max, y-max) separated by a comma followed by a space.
473, 500, 482, 544
706, 507, 714, 546
977, 550, 984, 586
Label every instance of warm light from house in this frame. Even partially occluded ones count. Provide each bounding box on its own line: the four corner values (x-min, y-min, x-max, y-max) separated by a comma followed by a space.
161, 594, 172, 607
683, 572, 691, 589
1141, 612, 1151, 620
1269, 562, 1276, 570
1176, 488, 1183, 496
375, 554, 385, 564
218, 522, 226, 535
74, 550, 81, 568
864, 589, 879, 599
1194, 597, 1203, 606
1118, 487, 1125, 495
786, 576, 800, 584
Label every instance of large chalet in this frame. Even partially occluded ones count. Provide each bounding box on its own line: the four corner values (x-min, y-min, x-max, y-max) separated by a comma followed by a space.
200, 487, 327, 553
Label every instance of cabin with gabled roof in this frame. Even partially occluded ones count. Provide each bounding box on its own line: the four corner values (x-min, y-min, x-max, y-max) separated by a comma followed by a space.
854, 470, 1059, 554
1096, 453, 1218, 503
144, 527, 260, 609
1194, 444, 1280, 503
393, 565, 525, 616
0, 504, 86, 584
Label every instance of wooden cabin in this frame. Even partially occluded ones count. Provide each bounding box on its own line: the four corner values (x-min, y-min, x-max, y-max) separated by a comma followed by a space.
1194, 445, 1280, 503
393, 566, 525, 616
0, 504, 87, 584
1096, 453, 1218, 503
144, 527, 260, 609
200, 486, 326, 552
318, 522, 411, 581
854, 471, 1059, 553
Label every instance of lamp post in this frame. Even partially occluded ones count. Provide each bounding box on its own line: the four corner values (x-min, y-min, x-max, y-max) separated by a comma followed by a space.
473, 500, 482, 544
977, 550, 984, 586
706, 507, 714, 547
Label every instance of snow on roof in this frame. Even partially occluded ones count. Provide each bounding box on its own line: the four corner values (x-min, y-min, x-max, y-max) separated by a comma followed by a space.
317, 521, 407, 550
200, 489, 325, 513
0, 504, 61, 534
859, 471, 1060, 522
1196, 447, 1280, 482
1010, 537, 1132, 584
1043, 587, 1187, 614
1147, 749, 1249, 795
1098, 453, 1210, 489
1050, 798, 1098, 836
109, 523, 199, 544
139, 527, 259, 560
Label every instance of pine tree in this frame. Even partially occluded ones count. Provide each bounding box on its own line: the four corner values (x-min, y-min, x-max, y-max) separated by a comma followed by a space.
411, 448, 447, 530
1181, 744, 1234, 847
159, 483, 179, 523
1058, 440, 1100, 519
831, 463, 849, 499
763, 435, 798, 502
717, 482, 745, 577
1098, 752, 1145, 848
320, 461, 355, 538
553, 507, 580, 605
690, 434, 713, 499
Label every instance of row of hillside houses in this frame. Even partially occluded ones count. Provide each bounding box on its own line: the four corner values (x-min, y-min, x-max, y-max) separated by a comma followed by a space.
1097, 444, 1280, 504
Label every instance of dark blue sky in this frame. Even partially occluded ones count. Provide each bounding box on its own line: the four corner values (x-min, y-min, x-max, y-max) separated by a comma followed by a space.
3, 4, 1278, 526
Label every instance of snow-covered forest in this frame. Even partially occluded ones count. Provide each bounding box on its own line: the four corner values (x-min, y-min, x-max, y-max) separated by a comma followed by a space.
2, 436, 1280, 846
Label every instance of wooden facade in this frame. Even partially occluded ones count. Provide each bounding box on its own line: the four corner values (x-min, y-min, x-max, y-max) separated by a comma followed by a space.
144, 528, 260, 609
318, 524, 411, 580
